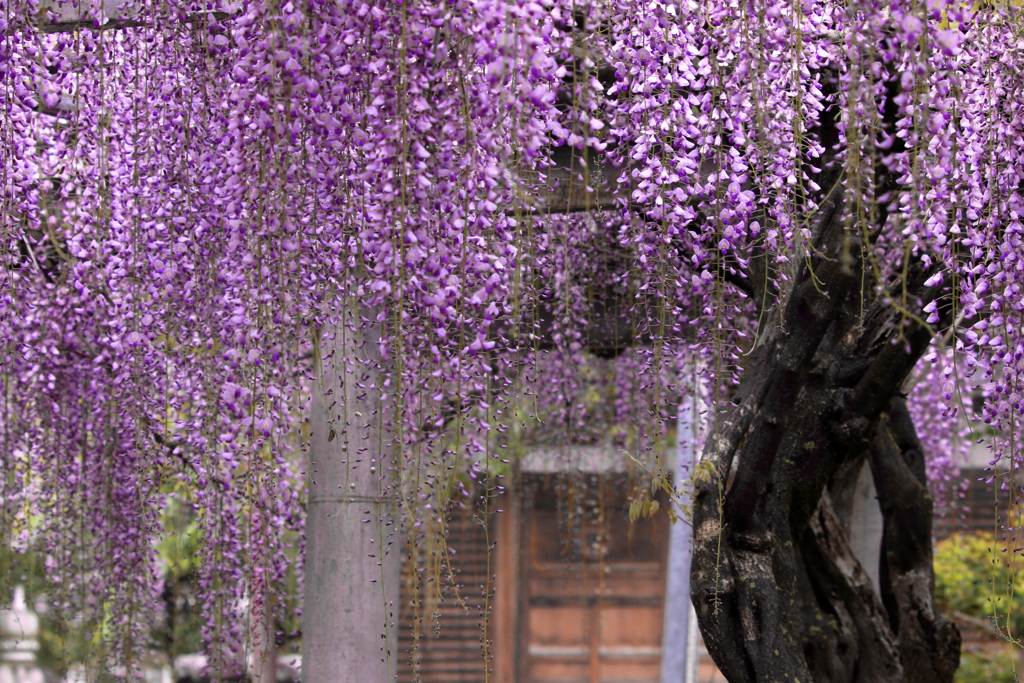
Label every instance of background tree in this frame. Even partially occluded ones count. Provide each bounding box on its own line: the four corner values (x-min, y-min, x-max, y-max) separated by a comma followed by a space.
0, 0, 1020, 681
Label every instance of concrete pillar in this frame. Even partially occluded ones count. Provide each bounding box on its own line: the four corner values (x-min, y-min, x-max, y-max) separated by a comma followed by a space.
0, 586, 44, 683
302, 321, 400, 683
661, 397, 700, 683
848, 460, 884, 597
244, 589, 277, 683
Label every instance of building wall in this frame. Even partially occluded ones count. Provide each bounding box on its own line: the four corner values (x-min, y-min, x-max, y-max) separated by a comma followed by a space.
398, 474, 671, 683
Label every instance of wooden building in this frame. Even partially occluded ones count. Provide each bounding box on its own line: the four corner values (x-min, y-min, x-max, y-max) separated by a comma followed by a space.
398, 467, 673, 683
396, 444, 1014, 683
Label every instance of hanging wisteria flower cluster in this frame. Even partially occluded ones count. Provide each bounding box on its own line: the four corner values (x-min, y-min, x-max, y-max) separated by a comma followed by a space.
3, 0, 1024, 674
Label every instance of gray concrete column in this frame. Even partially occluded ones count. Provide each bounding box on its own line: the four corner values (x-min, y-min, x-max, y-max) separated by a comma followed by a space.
302, 321, 400, 683
661, 397, 700, 683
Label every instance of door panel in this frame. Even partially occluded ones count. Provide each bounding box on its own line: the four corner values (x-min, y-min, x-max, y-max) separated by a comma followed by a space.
529, 606, 589, 646
519, 475, 668, 683
598, 606, 662, 647
529, 659, 591, 682
596, 659, 661, 683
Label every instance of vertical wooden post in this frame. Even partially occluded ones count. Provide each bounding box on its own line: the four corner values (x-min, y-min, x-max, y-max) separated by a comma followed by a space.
588, 599, 600, 683
302, 321, 401, 683
492, 484, 521, 683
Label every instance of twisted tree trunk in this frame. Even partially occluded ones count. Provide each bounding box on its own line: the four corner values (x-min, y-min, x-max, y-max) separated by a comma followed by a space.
689, 181, 961, 682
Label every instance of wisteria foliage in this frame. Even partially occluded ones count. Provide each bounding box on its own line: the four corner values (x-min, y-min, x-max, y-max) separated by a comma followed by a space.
1, 0, 1022, 672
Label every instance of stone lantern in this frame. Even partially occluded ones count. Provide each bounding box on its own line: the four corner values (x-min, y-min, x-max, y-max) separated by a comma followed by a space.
0, 585, 44, 683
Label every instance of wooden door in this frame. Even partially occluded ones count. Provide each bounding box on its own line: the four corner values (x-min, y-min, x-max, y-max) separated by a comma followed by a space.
519, 475, 668, 683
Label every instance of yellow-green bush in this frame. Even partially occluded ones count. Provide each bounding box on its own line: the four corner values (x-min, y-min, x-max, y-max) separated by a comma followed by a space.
934, 532, 1024, 638
955, 649, 1017, 683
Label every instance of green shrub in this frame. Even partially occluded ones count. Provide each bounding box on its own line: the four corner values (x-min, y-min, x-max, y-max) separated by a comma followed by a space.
935, 532, 1024, 638
955, 649, 1017, 683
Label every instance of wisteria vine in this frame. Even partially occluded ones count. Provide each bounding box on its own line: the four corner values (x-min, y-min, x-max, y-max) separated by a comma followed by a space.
2, 0, 1024, 675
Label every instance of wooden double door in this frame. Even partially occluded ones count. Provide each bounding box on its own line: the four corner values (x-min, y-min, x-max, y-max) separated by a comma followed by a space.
499, 475, 670, 683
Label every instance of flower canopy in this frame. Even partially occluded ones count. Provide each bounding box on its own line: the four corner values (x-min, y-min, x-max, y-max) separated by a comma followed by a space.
0, 0, 1021, 672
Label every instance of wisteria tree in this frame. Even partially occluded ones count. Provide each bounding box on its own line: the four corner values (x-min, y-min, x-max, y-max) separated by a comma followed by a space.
1, 0, 1021, 681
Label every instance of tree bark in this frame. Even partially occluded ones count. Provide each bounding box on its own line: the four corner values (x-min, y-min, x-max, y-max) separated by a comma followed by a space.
302, 319, 401, 683
689, 179, 960, 682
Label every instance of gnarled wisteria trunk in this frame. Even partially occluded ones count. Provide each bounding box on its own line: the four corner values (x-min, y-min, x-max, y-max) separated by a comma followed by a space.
689, 180, 961, 682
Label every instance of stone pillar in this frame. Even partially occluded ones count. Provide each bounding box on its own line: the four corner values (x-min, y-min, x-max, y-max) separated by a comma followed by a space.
661, 398, 700, 683
302, 321, 400, 683
246, 593, 277, 683
0, 585, 44, 683
847, 459, 884, 597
